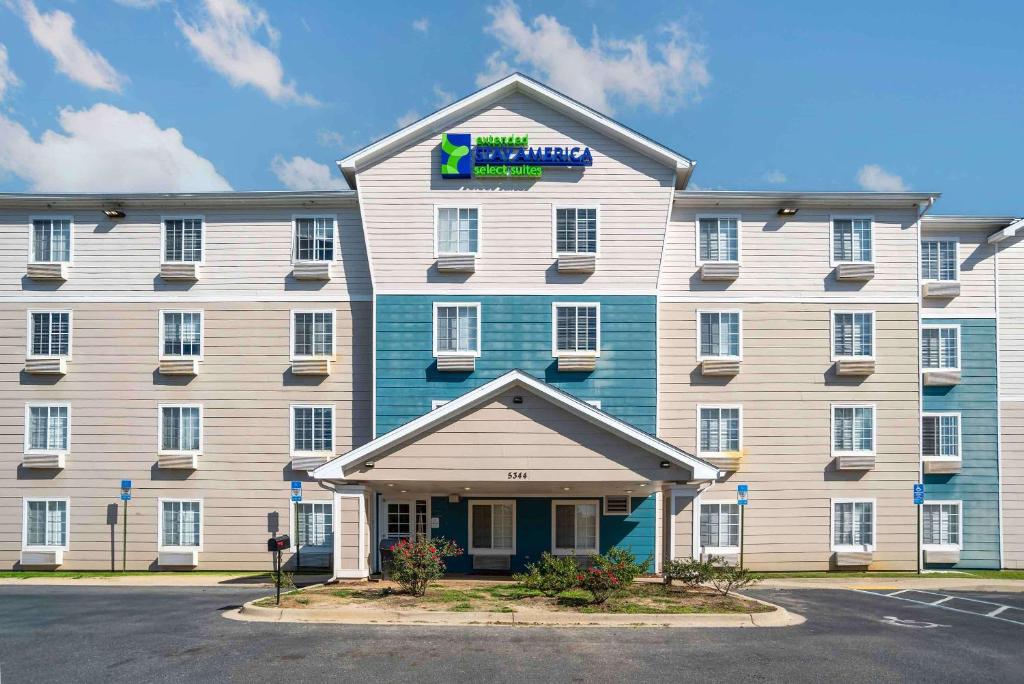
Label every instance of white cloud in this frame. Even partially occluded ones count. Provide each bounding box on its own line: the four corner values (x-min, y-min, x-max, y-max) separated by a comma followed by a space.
271, 155, 346, 190
316, 129, 345, 150
412, 18, 429, 33
856, 164, 907, 192
0, 103, 232, 192
476, 0, 709, 113
762, 170, 787, 184
14, 0, 126, 92
433, 84, 454, 108
177, 0, 317, 105
396, 109, 420, 127
0, 44, 19, 102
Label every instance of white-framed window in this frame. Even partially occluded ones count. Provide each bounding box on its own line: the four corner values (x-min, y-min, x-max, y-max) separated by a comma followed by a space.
160, 311, 203, 359
698, 311, 741, 359
159, 405, 202, 454
28, 311, 71, 358
468, 500, 516, 555
23, 498, 69, 550
159, 499, 202, 549
551, 500, 599, 555
552, 303, 599, 355
831, 217, 873, 264
29, 216, 73, 263
831, 499, 875, 552
698, 406, 741, 455
291, 405, 334, 454
922, 501, 961, 549
832, 405, 875, 455
161, 217, 203, 264
292, 310, 335, 359
832, 311, 874, 359
921, 325, 960, 371
922, 413, 961, 460
295, 501, 334, 549
603, 495, 630, 516
699, 502, 740, 553
433, 302, 481, 356
435, 206, 479, 255
293, 215, 335, 262
697, 215, 740, 263
921, 239, 959, 282
554, 206, 599, 255
25, 404, 70, 454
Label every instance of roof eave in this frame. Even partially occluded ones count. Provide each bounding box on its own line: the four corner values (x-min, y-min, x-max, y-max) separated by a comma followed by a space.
674, 190, 941, 209
988, 217, 1024, 243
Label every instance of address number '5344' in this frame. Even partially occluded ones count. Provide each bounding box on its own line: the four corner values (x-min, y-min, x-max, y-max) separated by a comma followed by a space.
507, 471, 528, 480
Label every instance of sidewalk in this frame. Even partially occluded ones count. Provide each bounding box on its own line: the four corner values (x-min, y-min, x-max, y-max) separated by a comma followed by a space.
757, 576, 1024, 592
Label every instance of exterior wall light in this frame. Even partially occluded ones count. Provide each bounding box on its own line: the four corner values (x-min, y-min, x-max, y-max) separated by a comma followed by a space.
104, 209, 126, 219
777, 207, 798, 217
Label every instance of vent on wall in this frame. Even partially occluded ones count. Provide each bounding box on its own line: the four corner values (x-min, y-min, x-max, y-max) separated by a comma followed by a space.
472, 555, 511, 571
604, 496, 630, 516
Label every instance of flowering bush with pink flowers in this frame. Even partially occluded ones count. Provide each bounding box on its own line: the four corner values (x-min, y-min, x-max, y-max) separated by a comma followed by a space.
576, 566, 621, 604
386, 537, 463, 596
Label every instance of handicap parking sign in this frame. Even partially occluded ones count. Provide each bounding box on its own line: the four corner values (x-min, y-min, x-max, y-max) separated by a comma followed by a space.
913, 483, 925, 505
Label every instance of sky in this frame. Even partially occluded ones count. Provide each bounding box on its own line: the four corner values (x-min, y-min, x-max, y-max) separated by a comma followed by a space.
0, 0, 1020, 214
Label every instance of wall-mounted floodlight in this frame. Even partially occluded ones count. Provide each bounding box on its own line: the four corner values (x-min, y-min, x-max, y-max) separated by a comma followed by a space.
103, 209, 125, 219
777, 207, 798, 217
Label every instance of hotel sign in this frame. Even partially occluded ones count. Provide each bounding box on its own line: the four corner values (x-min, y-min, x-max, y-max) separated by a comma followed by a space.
440, 133, 593, 179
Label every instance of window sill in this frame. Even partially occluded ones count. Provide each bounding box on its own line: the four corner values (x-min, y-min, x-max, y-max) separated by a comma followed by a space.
922, 280, 960, 298
26, 262, 69, 281
159, 262, 200, 281
22, 451, 67, 469
922, 458, 962, 475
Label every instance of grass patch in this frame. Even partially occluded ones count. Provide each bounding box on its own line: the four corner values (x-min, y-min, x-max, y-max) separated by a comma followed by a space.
449, 602, 474, 612
555, 589, 593, 607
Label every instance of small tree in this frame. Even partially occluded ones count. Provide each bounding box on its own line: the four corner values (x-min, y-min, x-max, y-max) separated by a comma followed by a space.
708, 562, 758, 597
386, 537, 462, 596
663, 557, 716, 588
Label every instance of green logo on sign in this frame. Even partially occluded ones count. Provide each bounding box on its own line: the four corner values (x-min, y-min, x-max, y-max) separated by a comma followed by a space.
440, 133, 471, 178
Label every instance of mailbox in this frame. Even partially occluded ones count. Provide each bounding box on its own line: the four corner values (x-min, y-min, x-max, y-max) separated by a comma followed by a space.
267, 535, 291, 552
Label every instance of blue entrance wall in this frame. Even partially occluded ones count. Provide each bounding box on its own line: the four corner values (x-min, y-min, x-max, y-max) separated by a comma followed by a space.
375, 294, 657, 436
431, 495, 656, 573
922, 318, 1001, 569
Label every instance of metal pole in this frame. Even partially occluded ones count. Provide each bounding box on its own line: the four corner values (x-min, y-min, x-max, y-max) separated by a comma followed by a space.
739, 505, 745, 569
294, 501, 300, 572
917, 505, 922, 575
275, 549, 281, 606
122, 499, 128, 573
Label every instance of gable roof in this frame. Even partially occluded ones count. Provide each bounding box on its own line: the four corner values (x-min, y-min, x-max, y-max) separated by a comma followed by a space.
336, 73, 695, 190
313, 369, 721, 481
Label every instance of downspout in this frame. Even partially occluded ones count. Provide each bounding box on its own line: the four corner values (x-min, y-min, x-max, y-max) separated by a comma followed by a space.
914, 196, 935, 574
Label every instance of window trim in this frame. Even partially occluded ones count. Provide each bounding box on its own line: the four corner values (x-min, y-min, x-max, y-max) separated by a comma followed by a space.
157, 497, 204, 551
158, 309, 205, 361
467, 499, 517, 556
921, 411, 963, 462
830, 403, 877, 457
830, 309, 876, 361
291, 214, 339, 264
22, 497, 70, 551
698, 500, 742, 555
829, 497, 876, 553
26, 309, 73, 360
289, 403, 336, 456
551, 204, 601, 257
920, 324, 961, 372
920, 236, 960, 283
696, 405, 743, 458
696, 309, 743, 361
602, 495, 631, 517
290, 309, 337, 361
695, 214, 742, 266
921, 499, 963, 551
551, 302, 601, 357
157, 403, 204, 456
550, 499, 601, 556
432, 302, 482, 358
292, 500, 336, 552
24, 402, 71, 456
28, 215, 75, 264
433, 204, 482, 257
829, 215, 875, 266
159, 215, 205, 266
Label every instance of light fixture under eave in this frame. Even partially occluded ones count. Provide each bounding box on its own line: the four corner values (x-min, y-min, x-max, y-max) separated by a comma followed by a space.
103, 209, 125, 219
777, 207, 798, 217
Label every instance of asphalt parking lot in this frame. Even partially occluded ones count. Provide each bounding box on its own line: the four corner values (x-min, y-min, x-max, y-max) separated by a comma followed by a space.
0, 585, 1021, 683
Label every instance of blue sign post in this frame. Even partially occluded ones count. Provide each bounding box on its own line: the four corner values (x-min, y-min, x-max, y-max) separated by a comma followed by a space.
119, 480, 132, 572
913, 483, 925, 505
736, 484, 749, 568
291, 481, 303, 503
291, 481, 304, 569
914, 483, 925, 575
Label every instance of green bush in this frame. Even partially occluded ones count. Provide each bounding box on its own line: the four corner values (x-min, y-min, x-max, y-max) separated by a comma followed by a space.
576, 566, 621, 604
709, 562, 758, 597
664, 557, 716, 588
592, 547, 650, 585
386, 537, 463, 596
271, 570, 295, 591
514, 553, 580, 595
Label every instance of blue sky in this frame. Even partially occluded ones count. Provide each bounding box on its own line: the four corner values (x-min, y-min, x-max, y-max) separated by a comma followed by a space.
0, 0, 1020, 214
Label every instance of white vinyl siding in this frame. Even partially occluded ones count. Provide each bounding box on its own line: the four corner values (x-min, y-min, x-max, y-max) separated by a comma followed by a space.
162, 312, 202, 358
700, 502, 740, 551
294, 217, 335, 262
832, 500, 874, 550
921, 326, 959, 370
922, 502, 961, 548
434, 304, 480, 355
293, 311, 334, 358
29, 311, 70, 357
921, 239, 958, 281
161, 500, 201, 548
832, 218, 872, 263
698, 217, 739, 262
26, 405, 69, 452
555, 207, 597, 254
922, 414, 961, 459
469, 501, 515, 554
833, 406, 875, 454
160, 405, 201, 453
437, 207, 479, 254
832, 312, 874, 358
163, 218, 203, 263
552, 501, 598, 554
25, 499, 68, 548
30, 218, 72, 263
699, 407, 740, 454
292, 406, 333, 453
554, 304, 599, 354
296, 502, 334, 549
699, 311, 741, 358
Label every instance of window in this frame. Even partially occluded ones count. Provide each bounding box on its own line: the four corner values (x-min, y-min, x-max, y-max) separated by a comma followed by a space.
30, 217, 72, 263
552, 501, 598, 554
555, 207, 598, 254
921, 326, 959, 370
832, 406, 875, 454
29, 311, 70, 357
436, 207, 479, 255
160, 405, 201, 453
296, 502, 334, 549
698, 216, 739, 263
553, 304, 599, 355
24, 499, 68, 549
832, 217, 873, 263
832, 311, 874, 359
292, 405, 333, 453
832, 500, 874, 550
434, 303, 480, 356
922, 414, 960, 460
386, 502, 411, 540
700, 502, 740, 551
294, 216, 335, 262
921, 239, 959, 281
292, 311, 335, 358
699, 407, 741, 454
699, 311, 741, 359
161, 311, 202, 358
161, 500, 201, 548
469, 501, 515, 554
25, 405, 69, 453
162, 218, 203, 263
922, 502, 961, 548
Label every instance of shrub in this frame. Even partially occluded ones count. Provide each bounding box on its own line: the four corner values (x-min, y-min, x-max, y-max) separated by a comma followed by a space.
708, 562, 758, 597
514, 553, 580, 596
386, 537, 463, 596
592, 547, 650, 585
664, 557, 716, 588
577, 566, 620, 604
271, 570, 295, 591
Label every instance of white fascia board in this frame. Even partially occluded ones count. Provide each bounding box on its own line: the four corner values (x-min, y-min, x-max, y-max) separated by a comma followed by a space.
987, 217, 1024, 244
674, 190, 941, 209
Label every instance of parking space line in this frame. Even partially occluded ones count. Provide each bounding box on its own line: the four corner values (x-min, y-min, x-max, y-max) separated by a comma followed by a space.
851, 589, 1024, 628
988, 606, 1010, 617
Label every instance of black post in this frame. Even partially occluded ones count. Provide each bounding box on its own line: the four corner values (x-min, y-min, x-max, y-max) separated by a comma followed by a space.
275, 549, 281, 606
